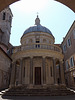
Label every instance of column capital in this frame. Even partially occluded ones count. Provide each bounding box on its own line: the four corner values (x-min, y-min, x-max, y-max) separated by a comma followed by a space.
12, 61, 16, 64
30, 56, 33, 59
20, 57, 23, 61
59, 59, 63, 63
42, 56, 46, 59
53, 57, 56, 60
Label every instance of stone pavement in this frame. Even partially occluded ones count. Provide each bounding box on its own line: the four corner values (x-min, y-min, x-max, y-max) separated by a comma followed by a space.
0, 95, 75, 100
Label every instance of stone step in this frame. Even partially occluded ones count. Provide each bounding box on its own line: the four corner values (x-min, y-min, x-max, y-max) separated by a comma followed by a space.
2, 86, 75, 96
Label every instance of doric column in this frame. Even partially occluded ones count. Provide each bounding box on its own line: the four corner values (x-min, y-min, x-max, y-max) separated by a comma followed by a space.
59, 60, 65, 84
10, 62, 16, 87
22, 58, 24, 84
30, 57, 33, 84
53, 58, 57, 84
18, 58, 23, 85
42, 56, 46, 84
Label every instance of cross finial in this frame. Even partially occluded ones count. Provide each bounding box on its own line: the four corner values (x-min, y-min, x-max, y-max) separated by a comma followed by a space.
37, 12, 39, 15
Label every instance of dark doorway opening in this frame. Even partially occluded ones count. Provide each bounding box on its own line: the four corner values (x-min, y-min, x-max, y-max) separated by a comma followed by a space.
35, 67, 41, 85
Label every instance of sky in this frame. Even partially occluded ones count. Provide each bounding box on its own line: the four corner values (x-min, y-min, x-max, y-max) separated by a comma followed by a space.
10, 0, 75, 46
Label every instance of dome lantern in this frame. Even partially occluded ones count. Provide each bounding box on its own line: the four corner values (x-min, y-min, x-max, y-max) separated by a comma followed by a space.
23, 16, 54, 38
35, 15, 40, 25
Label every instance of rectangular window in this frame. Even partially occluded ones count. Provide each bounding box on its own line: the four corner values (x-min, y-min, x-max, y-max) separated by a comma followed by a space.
3, 12, 6, 20
9, 16, 11, 23
57, 64, 59, 69
36, 40, 40, 43
35, 44, 40, 48
66, 61, 69, 70
70, 57, 74, 67
67, 37, 71, 47
74, 77, 75, 83
50, 67, 52, 77
23, 67, 25, 77
63, 44, 66, 52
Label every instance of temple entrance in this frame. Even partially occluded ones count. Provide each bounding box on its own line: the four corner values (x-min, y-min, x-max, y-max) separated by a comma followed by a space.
35, 67, 41, 85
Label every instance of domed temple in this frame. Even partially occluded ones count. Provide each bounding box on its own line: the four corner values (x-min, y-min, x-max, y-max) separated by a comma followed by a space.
10, 16, 65, 89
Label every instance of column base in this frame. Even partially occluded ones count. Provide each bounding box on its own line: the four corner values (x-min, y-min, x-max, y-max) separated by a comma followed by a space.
9, 84, 15, 88
28, 84, 33, 89
42, 84, 47, 89
59, 84, 66, 88
54, 84, 58, 86
18, 84, 22, 86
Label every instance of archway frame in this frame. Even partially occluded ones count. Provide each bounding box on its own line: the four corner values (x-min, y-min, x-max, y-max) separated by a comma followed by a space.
0, 0, 75, 12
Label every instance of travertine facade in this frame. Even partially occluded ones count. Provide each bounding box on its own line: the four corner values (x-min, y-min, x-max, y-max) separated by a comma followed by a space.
61, 21, 75, 88
10, 16, 65, 88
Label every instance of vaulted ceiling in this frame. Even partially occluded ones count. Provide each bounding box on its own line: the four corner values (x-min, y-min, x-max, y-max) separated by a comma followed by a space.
0, 0, 75, 12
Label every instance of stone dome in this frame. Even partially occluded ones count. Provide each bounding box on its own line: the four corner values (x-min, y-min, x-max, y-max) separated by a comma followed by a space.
23, 24, 52, 35
23, 15, 53, 36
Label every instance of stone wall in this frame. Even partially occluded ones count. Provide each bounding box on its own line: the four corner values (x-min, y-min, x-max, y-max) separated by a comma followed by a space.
0, 48, 11, 90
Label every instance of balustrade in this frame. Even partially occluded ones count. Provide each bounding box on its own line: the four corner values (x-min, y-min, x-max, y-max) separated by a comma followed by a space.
13, 43, 62, 53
